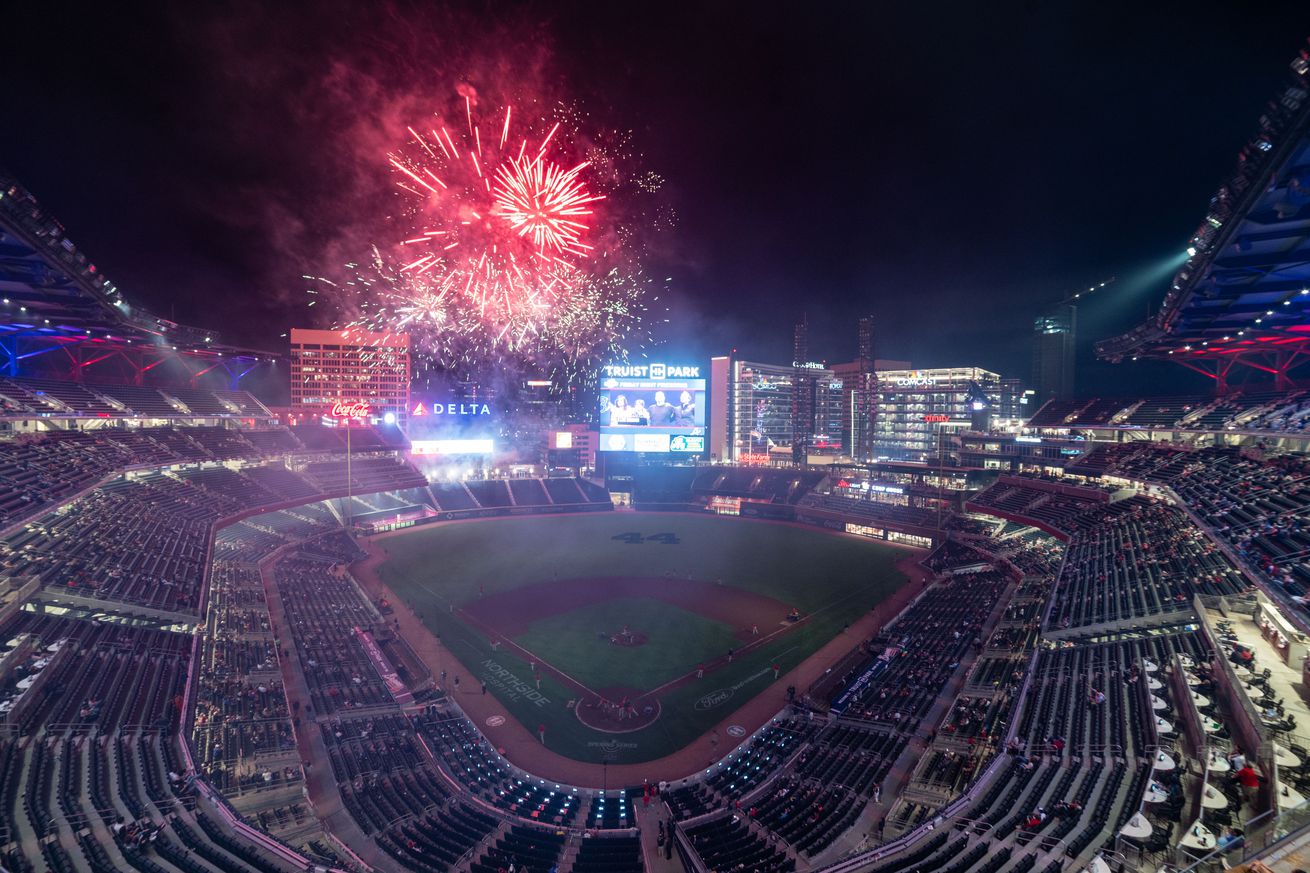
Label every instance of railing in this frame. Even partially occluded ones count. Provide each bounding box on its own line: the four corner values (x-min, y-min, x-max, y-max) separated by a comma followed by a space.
945, 816, 993, 833
673, 819, 711, 873
1173, 806, 1284, 871
454, 835, 485, 870
1192, 600, 1269, 752
1168, 651, 1206, 758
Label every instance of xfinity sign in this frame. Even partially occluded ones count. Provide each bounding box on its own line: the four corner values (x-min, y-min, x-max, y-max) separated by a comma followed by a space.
603, 362, 700, 379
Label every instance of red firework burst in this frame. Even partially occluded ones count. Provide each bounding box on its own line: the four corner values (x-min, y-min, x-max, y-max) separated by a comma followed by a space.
492, 153, 600, 256
387, 94, 605, 327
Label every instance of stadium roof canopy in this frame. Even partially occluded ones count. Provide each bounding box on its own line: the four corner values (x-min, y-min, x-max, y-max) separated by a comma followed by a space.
1097, 45, 1310, 391
0, 173, 277, 386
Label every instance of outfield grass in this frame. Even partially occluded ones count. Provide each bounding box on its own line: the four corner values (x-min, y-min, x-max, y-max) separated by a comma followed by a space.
373, 512, 909, 763
512, 597, 739, 692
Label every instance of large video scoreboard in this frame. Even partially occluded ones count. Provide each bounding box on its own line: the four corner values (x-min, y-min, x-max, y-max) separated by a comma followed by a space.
598, 361, 706, 454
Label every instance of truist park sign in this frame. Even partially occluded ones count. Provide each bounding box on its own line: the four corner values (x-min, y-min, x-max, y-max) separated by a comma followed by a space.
602, 362, 701, 379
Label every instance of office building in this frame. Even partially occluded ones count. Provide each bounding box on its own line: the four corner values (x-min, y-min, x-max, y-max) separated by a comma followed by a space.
792, 318, 816, 462
830, 316, 913, 461
872, 367, 1027, 462
711, 357, 844, 463
289, 328, 411, 426
1033, 303, 1077, 402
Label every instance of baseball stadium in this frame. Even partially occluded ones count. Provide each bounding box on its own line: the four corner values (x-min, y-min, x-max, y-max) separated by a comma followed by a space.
357, 512, 919, 767
5, 14, 1310, 873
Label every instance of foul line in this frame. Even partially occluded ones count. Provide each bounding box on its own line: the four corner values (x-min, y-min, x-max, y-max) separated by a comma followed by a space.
453, 606, 607, 701
642, 621, 807, 699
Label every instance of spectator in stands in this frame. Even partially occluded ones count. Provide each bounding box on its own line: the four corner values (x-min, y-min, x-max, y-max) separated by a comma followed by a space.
1230, 645, 1255, 667
1235, 763, 1263, 804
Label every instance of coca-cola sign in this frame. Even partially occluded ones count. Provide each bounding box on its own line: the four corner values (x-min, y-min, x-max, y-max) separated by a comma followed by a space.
330, 401, 371, 420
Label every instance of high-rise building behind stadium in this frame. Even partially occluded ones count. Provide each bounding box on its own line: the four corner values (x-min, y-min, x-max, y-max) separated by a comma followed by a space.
831, 359, 877, 460
831, 315, 888, 461
872, 366, 1027, 462
712, 316, 913, 464
289, 328, 411, 426
857, 315, 875, 362
791, 317, 816, 463
1032, 302, 1077, 402
712, 358, 843, 463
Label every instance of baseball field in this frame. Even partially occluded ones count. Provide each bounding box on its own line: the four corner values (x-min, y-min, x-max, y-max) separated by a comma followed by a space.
370, 512, 909, 764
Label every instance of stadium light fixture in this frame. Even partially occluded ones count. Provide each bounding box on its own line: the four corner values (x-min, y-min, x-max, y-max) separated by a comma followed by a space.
1187, 246, 1197, 257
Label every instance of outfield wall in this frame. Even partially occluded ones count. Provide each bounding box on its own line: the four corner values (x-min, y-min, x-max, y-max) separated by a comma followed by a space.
633, 498, 945, 547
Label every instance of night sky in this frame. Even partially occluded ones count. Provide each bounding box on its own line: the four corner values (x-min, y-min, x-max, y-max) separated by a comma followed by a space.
2, 2, 1308, 395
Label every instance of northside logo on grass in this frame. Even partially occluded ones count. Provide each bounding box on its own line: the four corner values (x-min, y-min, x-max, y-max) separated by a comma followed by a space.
482, 659, 550, 708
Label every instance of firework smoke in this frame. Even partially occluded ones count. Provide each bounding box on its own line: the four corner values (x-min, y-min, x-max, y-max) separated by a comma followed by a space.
325, 82, 661, 394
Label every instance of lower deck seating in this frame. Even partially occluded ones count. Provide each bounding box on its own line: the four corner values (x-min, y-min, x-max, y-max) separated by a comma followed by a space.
574, 834, 642, 872
684, 815, 793, 873
469, 824, 566, 873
